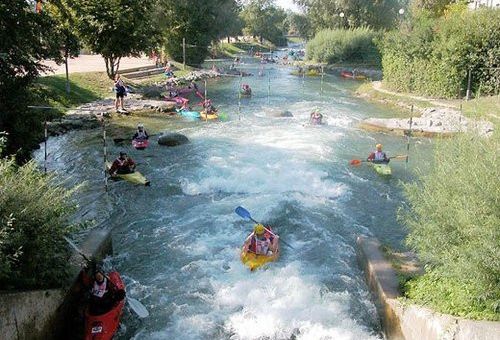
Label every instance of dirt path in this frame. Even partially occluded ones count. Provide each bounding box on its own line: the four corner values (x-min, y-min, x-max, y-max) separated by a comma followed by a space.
42, 54, 155, 75
372, 81, 460, 109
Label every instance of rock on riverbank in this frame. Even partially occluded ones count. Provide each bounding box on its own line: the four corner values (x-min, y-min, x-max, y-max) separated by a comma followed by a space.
360, 107, 494, 137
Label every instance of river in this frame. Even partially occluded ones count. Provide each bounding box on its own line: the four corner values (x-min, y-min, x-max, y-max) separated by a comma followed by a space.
35, 54, 432, 339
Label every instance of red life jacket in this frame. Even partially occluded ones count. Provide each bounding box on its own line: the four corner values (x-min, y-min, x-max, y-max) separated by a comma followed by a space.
248, 231, 274, 254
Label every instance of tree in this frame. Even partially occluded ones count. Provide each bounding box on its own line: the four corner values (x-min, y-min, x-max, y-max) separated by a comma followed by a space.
285, 12, 312, 40
0, 0, 63, 160
157, 0, 241, 66
240, 0, 288, 45
72, 0, 160, 79
295, 0, 401, 32
45, 0, 81, 93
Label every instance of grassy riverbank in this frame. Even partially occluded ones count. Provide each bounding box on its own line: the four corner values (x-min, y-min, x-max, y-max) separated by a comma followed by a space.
356, 81, 500, 123
34, 72, 112, 109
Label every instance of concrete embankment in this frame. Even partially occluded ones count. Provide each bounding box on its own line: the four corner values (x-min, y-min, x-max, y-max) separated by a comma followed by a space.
0, 228, 113, 340
356, 236, 500, 340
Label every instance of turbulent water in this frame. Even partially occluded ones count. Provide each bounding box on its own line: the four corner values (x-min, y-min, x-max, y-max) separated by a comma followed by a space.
35, 53, 432, 339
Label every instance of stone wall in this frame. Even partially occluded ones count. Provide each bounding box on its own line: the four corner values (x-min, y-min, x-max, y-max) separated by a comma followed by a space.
356, 236, 500, 340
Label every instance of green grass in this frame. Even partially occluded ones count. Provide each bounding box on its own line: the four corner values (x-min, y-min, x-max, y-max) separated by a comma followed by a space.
461, 95, 500, 122
34, 72, 112, 109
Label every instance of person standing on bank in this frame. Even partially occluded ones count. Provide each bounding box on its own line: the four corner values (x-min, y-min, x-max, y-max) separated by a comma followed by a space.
114, 74, 127, 113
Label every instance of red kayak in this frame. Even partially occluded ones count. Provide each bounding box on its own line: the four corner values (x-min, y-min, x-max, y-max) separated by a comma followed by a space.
340, 70, 366, 80
84, 271, 125, 340
132, 139, 149, 150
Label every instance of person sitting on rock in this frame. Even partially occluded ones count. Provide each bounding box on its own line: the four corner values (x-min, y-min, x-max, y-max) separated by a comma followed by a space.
367, 144, 389, 164
133, 123, 149, 141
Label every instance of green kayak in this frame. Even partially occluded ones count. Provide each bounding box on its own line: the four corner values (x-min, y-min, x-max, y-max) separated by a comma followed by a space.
371, 162, 392, 176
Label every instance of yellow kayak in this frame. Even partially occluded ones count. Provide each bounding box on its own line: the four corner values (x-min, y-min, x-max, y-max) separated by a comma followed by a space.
240, 236, 280, 271
106, 162, 150, 186
200, 110, 219, 120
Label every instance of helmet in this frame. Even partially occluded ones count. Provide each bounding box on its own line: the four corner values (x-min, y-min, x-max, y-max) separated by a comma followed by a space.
254, 224, 265, 235
119, 151, 127, 157
138, 123, 144, 128
376, 144, 382, 149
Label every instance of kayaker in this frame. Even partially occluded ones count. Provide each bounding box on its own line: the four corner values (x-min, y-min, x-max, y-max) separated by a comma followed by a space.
202, 99, 217, 115
109, 151, 136, 175
241, 84, 252, 95
367, 144, 389, 163
310, 111, 323, 125
88, 268, 125, 315
243, 224, 279, 257
133, 124, 149, 141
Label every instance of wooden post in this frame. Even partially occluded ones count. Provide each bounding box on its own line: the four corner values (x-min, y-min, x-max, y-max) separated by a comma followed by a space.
320, 65, 324, 96
406, 105, 413, 165
182, 38, 186, 71
302, 70, 305, 95
268, 70, 271, 105
204, 79, 208, 122
238, 74, 242, 121
103, 117, 108, 192
44, 121, 47, 173
466, 69, 472, 101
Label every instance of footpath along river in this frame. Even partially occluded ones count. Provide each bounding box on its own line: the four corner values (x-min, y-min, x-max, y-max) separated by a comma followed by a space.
35, 55, 432, 339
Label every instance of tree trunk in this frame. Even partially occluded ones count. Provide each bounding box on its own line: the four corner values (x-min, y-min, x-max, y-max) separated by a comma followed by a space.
104, 56, 121, 79
227, 36, 230, 44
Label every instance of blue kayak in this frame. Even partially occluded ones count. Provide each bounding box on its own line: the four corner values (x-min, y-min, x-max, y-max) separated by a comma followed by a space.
177, 109, 200, 119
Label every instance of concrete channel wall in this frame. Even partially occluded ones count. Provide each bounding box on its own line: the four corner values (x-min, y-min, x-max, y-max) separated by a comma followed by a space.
356, 236, 500, 340
0, 228, 113, 340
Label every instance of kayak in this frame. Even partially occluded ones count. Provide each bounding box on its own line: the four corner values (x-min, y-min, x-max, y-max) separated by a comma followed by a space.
340, 70, 366, 80
84, 271, 125, 340
106, 162, 150, 186
200, 110, 218, 120
240, 233, 280, 271
132, 139, 149, 150
370, 162, 392, 176
177, 109, 200, 119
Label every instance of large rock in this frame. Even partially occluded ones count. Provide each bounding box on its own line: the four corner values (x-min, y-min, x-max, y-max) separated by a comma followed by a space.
158, 132, 189, 146
266, 108, 294, 118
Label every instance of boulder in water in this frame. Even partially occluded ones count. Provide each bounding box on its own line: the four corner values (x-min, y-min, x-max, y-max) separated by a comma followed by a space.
158, 132, 189, 146
266, 108, 293, 118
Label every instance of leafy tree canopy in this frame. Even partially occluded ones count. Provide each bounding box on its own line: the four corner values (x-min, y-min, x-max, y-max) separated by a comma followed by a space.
72, 0, 160, 78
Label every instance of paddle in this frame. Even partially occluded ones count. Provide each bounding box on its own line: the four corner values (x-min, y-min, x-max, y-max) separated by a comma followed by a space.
349, 154, 408, 166
63, 236, 149, 318
113, 134, 157, 144
235, 206, 295, 249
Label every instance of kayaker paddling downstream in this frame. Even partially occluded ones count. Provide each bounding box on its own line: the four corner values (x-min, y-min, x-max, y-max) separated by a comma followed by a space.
242, 224, 279, 257
367, 143, 389, 164
107, 151, 150, 186
109, 151, 136, 176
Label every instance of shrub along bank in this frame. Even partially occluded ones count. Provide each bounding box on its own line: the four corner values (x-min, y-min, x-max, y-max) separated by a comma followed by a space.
380, 6, 500, 99
305, 27, 381, 66
399, 130, 500, 320
0, 138, 80, 289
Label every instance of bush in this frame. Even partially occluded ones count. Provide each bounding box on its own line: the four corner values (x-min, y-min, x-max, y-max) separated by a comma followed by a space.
399, 131, 500, 320
306, 28, 381, 66
380, 8, 500, 98
0, 156, 79, 289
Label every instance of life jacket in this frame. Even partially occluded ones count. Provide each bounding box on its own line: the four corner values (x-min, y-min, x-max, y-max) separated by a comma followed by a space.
249, 231, 273, 255
115, 158, 127, 167
92, 278, 108, 298
136, 130, 147, 139
374, 151, 387, 161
